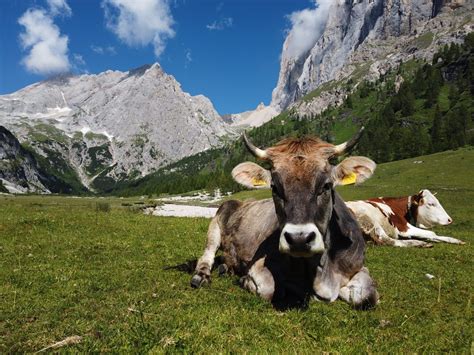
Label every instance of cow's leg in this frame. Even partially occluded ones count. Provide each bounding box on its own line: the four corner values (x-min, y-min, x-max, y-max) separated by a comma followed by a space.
240, 257, 275, 301
191, 218, 221, 288
399, 224, 464, 245
313, 237, 378, 305
217, 263, 228, 276
373, 225, 432, 248
313, 256, 346, 303
339, 267, 379, 309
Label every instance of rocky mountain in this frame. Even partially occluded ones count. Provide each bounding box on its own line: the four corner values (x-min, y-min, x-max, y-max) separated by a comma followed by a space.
271, 0, 473, 115
0, 64, 234, 192
0, 126, 75, 193
224, 102, 280, 128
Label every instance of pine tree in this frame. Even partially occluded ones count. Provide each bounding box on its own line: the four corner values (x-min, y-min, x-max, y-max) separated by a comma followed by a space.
430, 105, 445, 152
446, 103, 469, 149
448, 85, 459, 108
346, 95, 353, 109
424, 68, 443, 108
400, 84, 416, 116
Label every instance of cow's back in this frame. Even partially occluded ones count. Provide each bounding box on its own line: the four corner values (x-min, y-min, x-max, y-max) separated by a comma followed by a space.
346, 200, 398, 241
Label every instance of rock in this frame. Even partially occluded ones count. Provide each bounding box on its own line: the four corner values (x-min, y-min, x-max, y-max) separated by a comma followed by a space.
227, 102, 280, 128
271, 0, 473, 115
0, 126, 66, 193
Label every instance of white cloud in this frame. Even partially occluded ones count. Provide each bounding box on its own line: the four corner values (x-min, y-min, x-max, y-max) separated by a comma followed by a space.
284, 0, 332, 60
91, 45, 104, 55
206, 17, 233, 31
91, 44, 117, 55
47, 0, 72, 17
102, 0, 175, 57
73, 53, 86, 67
18, 8, 71, 75
184, 48, 192, 68
72, 53, 88, 73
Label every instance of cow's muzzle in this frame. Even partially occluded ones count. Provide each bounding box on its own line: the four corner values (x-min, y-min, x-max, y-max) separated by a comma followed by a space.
279, 223, 325, 256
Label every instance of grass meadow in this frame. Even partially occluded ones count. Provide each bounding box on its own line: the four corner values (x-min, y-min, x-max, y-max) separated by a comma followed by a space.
1, 148, 473, 352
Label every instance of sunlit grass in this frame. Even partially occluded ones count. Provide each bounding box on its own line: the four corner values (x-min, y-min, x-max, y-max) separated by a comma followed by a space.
0, 148, 472, 352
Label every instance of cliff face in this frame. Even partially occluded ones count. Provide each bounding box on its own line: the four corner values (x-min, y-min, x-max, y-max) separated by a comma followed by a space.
271, 0, 473, 112
0, 126, 64, 193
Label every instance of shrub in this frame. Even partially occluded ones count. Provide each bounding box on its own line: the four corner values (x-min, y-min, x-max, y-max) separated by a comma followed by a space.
95, 202, 111, 213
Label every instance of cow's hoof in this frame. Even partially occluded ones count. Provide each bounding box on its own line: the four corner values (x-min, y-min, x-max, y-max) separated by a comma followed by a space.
312, 293, 331, 303
353, 289, 380, 310
217, 264, 228, 277
190, 274, 209, 288
239, 275, 256, 292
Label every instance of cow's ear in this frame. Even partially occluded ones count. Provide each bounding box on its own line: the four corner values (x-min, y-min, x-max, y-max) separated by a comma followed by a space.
232, 162, 272, 189
413, 190, 424, 205
333, 156, 376, 186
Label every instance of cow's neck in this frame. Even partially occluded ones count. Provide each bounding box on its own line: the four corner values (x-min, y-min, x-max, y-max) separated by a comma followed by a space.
407, 195, 419, 225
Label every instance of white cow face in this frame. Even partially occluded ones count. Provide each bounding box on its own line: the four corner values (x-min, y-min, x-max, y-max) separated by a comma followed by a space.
415, 189, 452, 228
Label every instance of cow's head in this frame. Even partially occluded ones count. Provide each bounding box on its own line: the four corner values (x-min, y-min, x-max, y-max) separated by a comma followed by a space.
413, 189, 452, 228
232, 129, 376, 257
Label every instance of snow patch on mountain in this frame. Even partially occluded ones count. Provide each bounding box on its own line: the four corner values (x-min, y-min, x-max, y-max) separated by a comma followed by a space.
227, 102, 280, 128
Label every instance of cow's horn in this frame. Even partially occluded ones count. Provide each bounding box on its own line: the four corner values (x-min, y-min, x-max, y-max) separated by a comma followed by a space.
242, 133, 269, 160
333, 126, 365, 156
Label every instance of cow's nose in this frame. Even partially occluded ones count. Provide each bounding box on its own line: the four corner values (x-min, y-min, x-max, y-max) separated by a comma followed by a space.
284, 231, 316, 246
447, 218, 453, 224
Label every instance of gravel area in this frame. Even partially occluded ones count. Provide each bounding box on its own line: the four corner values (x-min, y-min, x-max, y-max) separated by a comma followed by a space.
147, 203, 218, 218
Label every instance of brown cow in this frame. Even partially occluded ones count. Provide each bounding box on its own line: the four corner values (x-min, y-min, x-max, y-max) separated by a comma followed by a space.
346, 189, 464, 247
191, 130, 379, 309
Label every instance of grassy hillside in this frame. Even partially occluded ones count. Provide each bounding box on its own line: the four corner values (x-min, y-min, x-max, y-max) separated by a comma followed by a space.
230, 147, 474, 202
1, 148, 472, 352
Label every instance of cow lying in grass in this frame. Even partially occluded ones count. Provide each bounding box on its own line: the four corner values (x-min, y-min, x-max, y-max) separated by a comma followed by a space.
191, 130, 379, 309
346, 190, 464, 248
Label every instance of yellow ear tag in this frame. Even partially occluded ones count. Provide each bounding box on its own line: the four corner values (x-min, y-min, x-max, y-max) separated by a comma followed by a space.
251, 178, 267, 187
341, 172, 357, 185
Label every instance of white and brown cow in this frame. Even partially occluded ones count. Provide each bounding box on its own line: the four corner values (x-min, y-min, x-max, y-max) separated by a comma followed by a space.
346, 190, 464, 248
191, 130, 379, 309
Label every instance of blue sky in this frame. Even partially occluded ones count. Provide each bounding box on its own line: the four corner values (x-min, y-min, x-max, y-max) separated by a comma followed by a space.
0, 0, 313, 114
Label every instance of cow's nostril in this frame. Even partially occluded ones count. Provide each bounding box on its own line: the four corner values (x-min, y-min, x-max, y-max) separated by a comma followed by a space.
448, 218, 453, 224
305, 231, 316, 243
284, 232, 294, 245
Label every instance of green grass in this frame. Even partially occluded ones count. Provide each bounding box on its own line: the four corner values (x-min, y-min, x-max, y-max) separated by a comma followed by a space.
84, 131, 109, 141
301, 79, 343, 103
332, 118, 358, 143
30, 123, 69, 144
1, 149, 473, 352
411, 32, 434, 50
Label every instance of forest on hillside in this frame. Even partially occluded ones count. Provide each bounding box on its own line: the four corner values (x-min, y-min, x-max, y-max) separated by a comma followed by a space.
112, 33, 474, 197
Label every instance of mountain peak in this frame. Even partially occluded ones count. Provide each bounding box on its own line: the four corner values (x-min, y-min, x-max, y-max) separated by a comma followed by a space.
128, 64, 152, 76
256, 102, 266, 111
